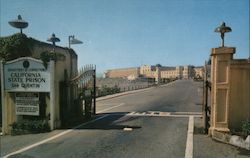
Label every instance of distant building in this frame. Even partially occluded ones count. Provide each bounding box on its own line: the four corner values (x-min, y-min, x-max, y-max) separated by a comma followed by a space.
104, 67, 140, 78
183, 65, 193, 79
104, 64, 204, 83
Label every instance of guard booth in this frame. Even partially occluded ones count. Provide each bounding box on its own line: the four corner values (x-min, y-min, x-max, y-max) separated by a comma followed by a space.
0, 57, 55, 134
0, 57, 90, 134
0, 59, 97, 135
0, 33, 80, 135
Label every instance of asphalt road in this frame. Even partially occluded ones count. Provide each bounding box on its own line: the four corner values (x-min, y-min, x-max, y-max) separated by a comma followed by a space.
4, 80, 250, 158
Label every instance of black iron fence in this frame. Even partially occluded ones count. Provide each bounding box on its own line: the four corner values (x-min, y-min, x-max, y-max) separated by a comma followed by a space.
203, 61, 211, 134
70, 65, 96, 119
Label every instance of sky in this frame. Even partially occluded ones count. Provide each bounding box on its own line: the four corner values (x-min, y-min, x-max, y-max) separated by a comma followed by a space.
1, 0, 249, 74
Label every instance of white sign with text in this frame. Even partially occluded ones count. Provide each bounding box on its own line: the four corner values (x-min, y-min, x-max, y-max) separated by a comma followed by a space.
15, 93, 39, 116
4, 57, 50, 92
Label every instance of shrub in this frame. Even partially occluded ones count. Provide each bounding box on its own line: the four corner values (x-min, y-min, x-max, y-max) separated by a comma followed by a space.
10, 120, 50, 135
0, 33, 34, 61
97, 85, 121, 97
242, 118, 250, 137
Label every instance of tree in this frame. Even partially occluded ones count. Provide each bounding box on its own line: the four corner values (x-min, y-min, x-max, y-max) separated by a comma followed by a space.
0, 33, 34, 61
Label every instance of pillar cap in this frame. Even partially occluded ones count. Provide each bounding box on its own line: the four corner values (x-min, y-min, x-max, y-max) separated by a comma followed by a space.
211, 47, 236, 56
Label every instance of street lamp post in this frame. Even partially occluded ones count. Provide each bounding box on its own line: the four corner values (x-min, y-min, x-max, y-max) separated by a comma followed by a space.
47, 33, 60, 60
68, 35, 83, 77
68, 35, 83, 115
68, 35, 83, 48
8, 15, 29, 34
214, 22, 232, 47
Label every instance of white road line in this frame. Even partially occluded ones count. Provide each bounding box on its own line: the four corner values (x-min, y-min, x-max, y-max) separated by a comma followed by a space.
3, 103, 126, 158
169, 115, 201, 118
185, 116, 194, 158
97, 103, 121, 107
125, 111, 201, 118
172, 112, 202, 115
2, 114, 109, 158
97, 103, 125, 113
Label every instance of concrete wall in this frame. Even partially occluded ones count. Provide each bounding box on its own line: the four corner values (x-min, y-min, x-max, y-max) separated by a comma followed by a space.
31, 41, 78, 128
229, 59, 250, 130
209, 47, 250, 135
32, 41, 78, 79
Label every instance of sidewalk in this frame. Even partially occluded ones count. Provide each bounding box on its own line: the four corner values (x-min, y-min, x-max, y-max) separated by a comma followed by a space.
193, 117, 250, 157
212, 130, 250, 151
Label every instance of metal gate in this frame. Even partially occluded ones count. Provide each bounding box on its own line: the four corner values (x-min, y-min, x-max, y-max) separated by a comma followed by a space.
203, 61, 211, 134
70, 65, 96, 119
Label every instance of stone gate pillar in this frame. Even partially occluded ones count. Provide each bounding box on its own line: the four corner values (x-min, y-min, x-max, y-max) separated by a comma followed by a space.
209, 47, 235, 135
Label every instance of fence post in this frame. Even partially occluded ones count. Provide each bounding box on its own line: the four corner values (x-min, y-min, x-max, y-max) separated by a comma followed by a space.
0, 60, 6, 135
203, 61, 209, 134
50, 60, 55, 130
93, 67, 96, 115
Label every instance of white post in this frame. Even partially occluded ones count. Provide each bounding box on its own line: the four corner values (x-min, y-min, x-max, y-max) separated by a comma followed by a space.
50, 60, 55, 130
0, 60, 6, 135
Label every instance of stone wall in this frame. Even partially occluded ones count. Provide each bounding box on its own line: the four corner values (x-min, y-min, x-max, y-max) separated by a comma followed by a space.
209, 47, 250, 135
229, 59, 250, 130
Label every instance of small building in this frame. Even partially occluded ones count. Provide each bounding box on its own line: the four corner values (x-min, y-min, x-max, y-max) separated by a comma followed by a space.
0, 33, 78, 134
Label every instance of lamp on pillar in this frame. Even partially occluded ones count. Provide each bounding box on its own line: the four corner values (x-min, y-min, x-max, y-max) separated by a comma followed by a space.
8, 15, 28, 34
46, 33, 60, 131
68, 35, 83, 48
47, 33, 60, 60
47, 33, 60, 46
214, 22, 232, 47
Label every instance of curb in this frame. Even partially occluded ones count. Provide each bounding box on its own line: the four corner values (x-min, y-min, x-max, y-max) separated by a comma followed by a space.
212, 130, 250, 150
